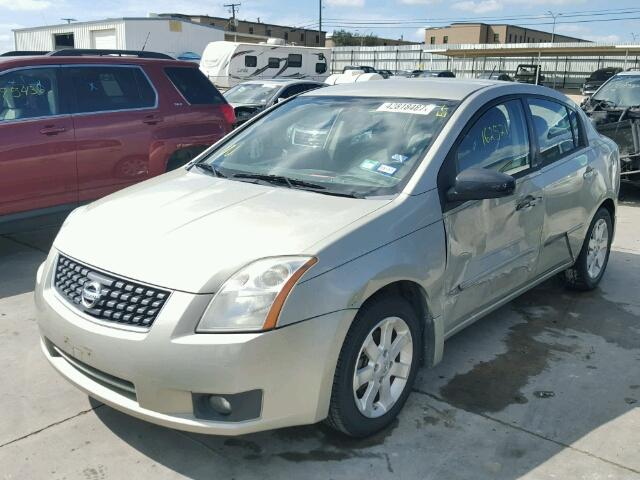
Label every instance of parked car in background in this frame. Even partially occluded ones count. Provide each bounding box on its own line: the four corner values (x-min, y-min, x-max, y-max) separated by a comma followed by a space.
377, 69, 393, 79
514, 64, 545, 85
224, 79, 325, 126
0, 50, 234, 233
343, 65, 377, 74
582, 71, 640, 186
420, 70, 455, 78
36, 78, 618, 439
477, 71, 513, 81
582, 67, 622, 96
406, 70, 423, 78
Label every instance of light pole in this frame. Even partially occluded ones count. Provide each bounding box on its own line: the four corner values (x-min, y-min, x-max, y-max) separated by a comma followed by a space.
548, 10, 562, 43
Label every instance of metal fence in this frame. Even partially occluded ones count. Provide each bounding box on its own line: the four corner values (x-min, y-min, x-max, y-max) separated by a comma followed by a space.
331, 44, 640, 90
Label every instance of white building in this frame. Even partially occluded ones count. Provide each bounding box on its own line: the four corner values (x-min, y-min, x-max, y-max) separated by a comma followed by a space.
12, 17, 225, 59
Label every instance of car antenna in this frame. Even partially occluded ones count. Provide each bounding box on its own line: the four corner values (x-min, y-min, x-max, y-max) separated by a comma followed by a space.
141, 32, 150, 51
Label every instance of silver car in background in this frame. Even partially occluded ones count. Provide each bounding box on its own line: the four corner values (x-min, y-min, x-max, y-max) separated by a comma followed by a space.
35, 79, 619, 438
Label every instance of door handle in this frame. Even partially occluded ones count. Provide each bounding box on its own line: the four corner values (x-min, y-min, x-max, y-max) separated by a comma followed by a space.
583, 165, 596, 179
39, 126, 66, 135
516, 195, 542, 211
142, 114, 163, 125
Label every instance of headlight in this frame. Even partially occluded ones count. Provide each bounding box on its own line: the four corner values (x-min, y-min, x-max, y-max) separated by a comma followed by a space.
197, 256, 317, 332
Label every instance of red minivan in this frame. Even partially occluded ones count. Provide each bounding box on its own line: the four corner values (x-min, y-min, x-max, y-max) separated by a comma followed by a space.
0, 51, 235, 233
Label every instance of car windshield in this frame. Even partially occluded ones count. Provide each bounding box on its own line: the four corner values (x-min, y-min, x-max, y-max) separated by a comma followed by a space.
591, 75, 640, 107
223, 83, 280, 105
198, 95, 458, 197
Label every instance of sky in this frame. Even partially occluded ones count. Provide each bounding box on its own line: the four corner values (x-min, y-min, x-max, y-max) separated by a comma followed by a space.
1, 0, 640, 52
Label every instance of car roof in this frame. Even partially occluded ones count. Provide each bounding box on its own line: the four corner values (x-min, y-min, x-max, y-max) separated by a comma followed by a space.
305, 78, 497, 101
0, 55, 190, 69
615, 71, 640, 77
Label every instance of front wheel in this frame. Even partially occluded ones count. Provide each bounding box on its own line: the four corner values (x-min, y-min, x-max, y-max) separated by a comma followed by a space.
325, 295, 422, 437
563, 207, 613, 290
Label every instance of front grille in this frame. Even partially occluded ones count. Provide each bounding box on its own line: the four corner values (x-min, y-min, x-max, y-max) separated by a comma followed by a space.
54, 254, 170, 329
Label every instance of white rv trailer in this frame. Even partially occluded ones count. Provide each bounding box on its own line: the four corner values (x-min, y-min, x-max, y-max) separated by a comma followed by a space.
200, 41, 331, 89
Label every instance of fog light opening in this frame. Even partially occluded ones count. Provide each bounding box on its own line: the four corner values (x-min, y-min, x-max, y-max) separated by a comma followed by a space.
208, 395, 232, 416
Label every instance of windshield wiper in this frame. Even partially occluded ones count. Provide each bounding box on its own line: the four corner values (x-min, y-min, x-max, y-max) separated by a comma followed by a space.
232, 173, 326, 189
193, 163, 226, 178
232, 173, 365, 198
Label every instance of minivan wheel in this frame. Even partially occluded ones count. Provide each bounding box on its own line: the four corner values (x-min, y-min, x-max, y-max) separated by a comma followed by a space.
325, 295, 421, 437
563, 207, 612, 291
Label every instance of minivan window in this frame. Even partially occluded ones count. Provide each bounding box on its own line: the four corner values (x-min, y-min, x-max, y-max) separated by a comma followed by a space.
456, 100, 530, 175
288, 54, 302, 68
200, 96, 458, 197
164, 67, 225, 105
528, 98, 577, 164
0, 67, 60, 121
69, 66, 155, 114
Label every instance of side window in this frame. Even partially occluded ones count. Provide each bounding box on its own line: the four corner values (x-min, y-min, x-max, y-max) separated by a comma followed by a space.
268, 57, 280, 68
0, 67, 60, 121
70, 66, 155, 114
164, 67, 225, 105
245, 56, 257, 68
455, 99, 531, 175
315, 63, 327, 74
568, 108, 583, 147
528, 98, 578, 165
288, 54, 302, 68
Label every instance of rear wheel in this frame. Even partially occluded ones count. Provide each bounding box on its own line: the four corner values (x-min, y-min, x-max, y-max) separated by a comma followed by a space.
325, 295, 421, 437
563, 207, 612, 290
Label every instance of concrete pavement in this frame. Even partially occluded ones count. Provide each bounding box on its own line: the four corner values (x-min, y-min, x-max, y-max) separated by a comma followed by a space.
1, 190, 639, 479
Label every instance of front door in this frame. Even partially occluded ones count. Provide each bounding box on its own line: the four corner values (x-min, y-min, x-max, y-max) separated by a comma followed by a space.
0, 66, 77, 218
440, 98, 545, 332
63, 65, 159, 202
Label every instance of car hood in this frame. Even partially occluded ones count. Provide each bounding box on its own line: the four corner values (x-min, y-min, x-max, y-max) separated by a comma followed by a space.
54, 169, 391, 293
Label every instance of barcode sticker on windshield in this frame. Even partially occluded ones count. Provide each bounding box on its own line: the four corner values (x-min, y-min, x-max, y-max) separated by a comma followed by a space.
376, 103, 436, 115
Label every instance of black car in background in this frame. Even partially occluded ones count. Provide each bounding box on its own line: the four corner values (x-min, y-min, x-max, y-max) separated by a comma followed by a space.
582, 67, 623, 96
419, 70, 456, 78
477, 71, 513, 81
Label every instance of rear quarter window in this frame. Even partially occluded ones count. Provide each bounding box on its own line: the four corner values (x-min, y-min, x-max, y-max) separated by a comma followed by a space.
164, 67, 225, 105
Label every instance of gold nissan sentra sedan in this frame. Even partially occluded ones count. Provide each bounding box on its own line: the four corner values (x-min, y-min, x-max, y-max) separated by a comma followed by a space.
35, 79, 619, 437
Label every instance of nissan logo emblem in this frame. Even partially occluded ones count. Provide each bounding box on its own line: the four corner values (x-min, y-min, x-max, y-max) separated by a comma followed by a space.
81, 281, 103, 309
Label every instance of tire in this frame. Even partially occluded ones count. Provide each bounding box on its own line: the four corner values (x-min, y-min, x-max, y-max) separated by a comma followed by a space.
325, 295, 422, 437
563, 207, 612, 291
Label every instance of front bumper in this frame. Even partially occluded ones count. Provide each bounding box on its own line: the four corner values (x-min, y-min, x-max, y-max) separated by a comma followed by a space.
35, 253, 354, 435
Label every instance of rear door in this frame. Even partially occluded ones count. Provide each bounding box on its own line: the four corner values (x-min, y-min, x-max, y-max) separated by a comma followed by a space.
527, 97, 598, 276
163, 66, 232, 146
64, 65, 159, 202
440, 98, 545, 332
0, 66, 77, 218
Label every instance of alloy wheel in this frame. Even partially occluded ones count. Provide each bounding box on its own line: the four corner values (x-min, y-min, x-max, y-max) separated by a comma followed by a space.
586, 218, 609, 279
352, 316, 413, 418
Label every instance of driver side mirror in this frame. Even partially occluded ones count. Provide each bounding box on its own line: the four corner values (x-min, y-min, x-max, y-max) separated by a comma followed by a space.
446, 168, 515, 203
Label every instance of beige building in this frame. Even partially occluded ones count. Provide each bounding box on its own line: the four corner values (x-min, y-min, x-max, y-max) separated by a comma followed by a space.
160, 14, 326, 46
425, 23, 586, 46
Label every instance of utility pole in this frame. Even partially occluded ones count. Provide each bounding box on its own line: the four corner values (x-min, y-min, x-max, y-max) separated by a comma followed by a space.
319, 0, 322, 46
547, 10, 562, 44
224, 3, 241, 41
